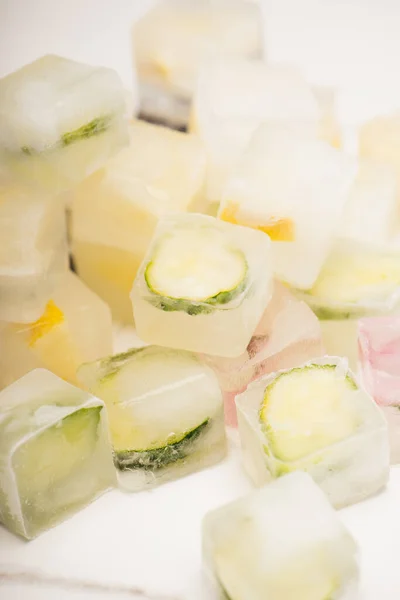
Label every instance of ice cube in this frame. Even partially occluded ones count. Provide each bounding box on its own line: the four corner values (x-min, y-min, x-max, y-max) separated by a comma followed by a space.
0, 368, 116, 539
0, 183, 68, 323
313, 85, 342, 149
71, 120, 207, 323
219, 123, 356, 289
236, 356, 389, 508
190, 59, 320, 206
131, 213, 273, 357
0, 271, 113, 390
78, 346, 226, 491
359, 316, 400, 464
0, 55, 128, 193
339, 160, 398, 244
133, 0, 262, 128
203, 471, 359, 600
202, 280, 324, 426
360, 112, 400, 193
298, 239, 400, 368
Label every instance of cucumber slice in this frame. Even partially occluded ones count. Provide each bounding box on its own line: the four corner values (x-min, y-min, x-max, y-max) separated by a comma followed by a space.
14, 406, 101, 496
144, 227, 248, 315
19, 114, 112, 155
307, 251, 400, 312
260, 364, 358, 462
115, 418, 210, 471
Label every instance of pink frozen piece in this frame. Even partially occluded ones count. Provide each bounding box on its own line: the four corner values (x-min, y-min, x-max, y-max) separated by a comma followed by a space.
358, 316, 400, 464
203, 281, 325, 426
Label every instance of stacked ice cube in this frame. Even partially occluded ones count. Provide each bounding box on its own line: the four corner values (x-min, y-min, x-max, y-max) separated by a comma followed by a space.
0, 10, 396, 591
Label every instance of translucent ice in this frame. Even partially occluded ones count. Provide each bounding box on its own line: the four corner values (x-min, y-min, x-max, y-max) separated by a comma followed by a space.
131, 213, 273, 357
236, 356, 389, 508
78, 346, 226, 491
0, 271, 113, 390
360, 112, 400, 193
202, 281, 324, 426
133, 0, 262, 128
0, 55, 128, 193
0, 369, 116, 539
72, 120, 207, 323
203, 472, 359, 600
298, 239, 400, 367
190, 59, 320, 206
359, 316, 400, 464
0, 183, 68, 322
219, 124, 356, 289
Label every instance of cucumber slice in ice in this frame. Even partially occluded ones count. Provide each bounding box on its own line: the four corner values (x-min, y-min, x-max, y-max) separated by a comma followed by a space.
306, 251, 400, 316
115, 418, 210, 471
260, 364, 358, 462
14, 406, 101, 496
144, 227, 248, 315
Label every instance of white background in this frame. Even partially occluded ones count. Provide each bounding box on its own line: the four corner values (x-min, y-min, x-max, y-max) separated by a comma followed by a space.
1, 1, 400, 598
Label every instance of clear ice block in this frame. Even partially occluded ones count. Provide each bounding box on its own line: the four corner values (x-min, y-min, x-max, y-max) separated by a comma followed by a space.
131, 213, 273, 356
202, 280, 324, 427
0, 55, 128, 193
0, 183, 68, 322
236, 356, 389, 508
190, 59, 320, 206
0, 368, 116, 539
359, 316, 400, 464
72, 120, 207, 323
78, 346, 226, 491
219, 123, 356, 289
339, 160, 398, 245
298, 239, 400, 368
0, 271, 113, 390
360, 112, 400, 191
133, 0, 262, 128
203, 471, 359, 600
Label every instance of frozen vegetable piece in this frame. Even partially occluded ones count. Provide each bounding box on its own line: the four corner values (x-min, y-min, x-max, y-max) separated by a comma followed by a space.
190, 59, 319, 206
0, 369, 116, 539
0, 55, 128, 192
72, 120, 207, 323
202, 281, 324, 426
298, 240, 400, 367
0, 271, 113, 390
219, 124, 356, 289
236, 356, 389, 508
131, 213, 273, 356
203, 471, 359, 600
359, 316, 400, 464
133, 0, 262, 128
78, 346, 226, 491
0, 183, 68, 322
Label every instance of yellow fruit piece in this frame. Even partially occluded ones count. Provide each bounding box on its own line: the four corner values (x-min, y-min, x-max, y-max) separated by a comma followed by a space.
220, 202, 295, 241
28, 300, 64, 347
258, 218, 295, 241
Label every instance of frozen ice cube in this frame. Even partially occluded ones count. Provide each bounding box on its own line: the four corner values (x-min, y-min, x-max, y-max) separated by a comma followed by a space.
203, 471, 359, 600
360, 112, 400, 193
131, 213, 273, 357
202, 280, 324, 426
190, 59, 320, 205
0, 55, 128, 193
0, 271, 113, 390
236, 356, 389, 508
133, 0, 262, 128
359, 316, 400, 464
339, 160, 398, 244
0, 183, 68, 323
0, 368, 116, 539
78, 346, 226, 491
219, 123, 356, 289
298, 239, 400, 368
71, 120, 207, 323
